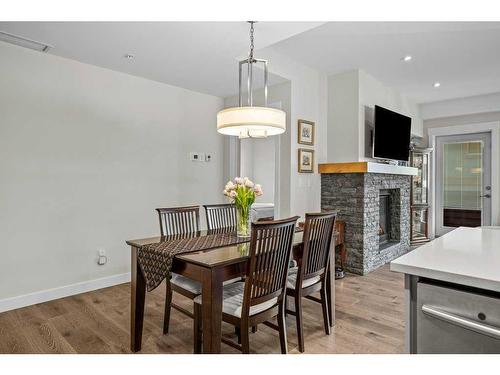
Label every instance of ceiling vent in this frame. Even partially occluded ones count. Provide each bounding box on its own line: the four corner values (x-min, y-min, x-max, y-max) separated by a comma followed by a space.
0, 30, 53, 52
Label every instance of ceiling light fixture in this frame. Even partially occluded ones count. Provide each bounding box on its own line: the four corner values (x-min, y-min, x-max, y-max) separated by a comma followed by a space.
124, 53, 135, 60
217, 22, 286, 139
402, 55, 412, 62
433, 82, 441, 88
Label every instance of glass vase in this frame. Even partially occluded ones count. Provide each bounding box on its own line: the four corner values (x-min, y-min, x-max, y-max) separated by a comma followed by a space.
236, 204, 251, 238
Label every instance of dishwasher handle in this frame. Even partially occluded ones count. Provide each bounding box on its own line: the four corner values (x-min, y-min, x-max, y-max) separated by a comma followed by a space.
422, 304, 500, 340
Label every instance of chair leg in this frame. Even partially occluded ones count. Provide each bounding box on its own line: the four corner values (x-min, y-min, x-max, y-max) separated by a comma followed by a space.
320, 287, 331, 335
326, 271, 334, 328
193, 303, 202, 354
277, 303, 288, 354
251, 325, 258, 333
163, 280, 173, 334
240, 324, 250, 354
295, 294, 305, 353
235, 326, 241, 344
284, 295, 288, 317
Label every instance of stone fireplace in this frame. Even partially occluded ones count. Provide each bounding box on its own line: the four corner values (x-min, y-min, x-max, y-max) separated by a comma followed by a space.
319, 162, 415, 275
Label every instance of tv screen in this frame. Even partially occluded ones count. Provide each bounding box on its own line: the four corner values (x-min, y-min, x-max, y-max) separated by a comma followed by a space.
373, 105, 412, 162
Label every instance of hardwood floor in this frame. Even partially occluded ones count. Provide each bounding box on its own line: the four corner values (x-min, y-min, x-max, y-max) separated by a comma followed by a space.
0, 265, 405, 354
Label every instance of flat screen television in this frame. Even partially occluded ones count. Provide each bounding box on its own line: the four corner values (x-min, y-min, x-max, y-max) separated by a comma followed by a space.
373, 105, 412, 162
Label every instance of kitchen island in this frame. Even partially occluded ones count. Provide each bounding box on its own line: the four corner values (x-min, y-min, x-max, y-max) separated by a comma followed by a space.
391, 226, 500, 353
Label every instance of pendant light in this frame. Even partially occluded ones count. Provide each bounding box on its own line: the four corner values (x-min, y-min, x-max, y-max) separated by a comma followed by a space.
217, 22, 286, 139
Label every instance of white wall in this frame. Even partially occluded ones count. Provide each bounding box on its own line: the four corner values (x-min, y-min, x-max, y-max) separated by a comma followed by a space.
257, 47, 328, 219
326, 69, 423, 162
0, 41, 225, 302
420, 92, 500, 120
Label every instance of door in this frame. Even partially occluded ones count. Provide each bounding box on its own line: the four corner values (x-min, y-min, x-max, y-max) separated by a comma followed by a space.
436, 132, 492, 236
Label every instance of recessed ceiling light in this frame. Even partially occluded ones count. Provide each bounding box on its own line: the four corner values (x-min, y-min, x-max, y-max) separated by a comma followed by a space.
402, 55, 412, 62
124, 54, 135, 60
433, 82, 441, 88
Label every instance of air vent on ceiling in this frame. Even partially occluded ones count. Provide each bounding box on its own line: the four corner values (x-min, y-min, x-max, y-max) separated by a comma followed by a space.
0, 30, 53, 52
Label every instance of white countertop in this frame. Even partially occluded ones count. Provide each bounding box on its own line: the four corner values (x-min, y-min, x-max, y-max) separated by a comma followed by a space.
391, 227, 500, 292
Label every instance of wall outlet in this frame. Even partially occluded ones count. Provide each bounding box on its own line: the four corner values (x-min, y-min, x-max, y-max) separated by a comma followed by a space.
97, 249, 107, 265
205, 153, 212, 162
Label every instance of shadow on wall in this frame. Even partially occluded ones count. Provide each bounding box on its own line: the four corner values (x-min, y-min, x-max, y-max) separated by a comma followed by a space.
364, 105, 375, 158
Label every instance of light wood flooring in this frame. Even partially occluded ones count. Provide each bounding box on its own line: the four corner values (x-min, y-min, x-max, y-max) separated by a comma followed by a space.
0, 265, 405, 354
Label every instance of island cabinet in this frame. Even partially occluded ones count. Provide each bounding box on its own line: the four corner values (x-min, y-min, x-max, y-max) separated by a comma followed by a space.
391, 227, 500, 354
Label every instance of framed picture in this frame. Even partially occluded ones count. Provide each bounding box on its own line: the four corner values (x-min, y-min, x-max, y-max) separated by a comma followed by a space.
298, 119, 315, 145
298, 148, 314, 173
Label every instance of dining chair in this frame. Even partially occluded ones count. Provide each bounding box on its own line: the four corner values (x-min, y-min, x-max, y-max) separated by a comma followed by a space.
193, 216, 300, 354
203, 203, 237, 233
156, 205, 202, 334
285, 211, 336, 353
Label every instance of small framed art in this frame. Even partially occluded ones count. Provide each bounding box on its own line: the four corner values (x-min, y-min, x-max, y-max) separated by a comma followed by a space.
298, 148, 314, 173
298, 119, 315, 145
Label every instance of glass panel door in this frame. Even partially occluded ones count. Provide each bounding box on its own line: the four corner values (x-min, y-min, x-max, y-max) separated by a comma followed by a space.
412, 153, 429, 205
436, 132, 491, 236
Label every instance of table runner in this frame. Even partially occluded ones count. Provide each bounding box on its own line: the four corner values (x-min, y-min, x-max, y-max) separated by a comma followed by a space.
137, 232, 248, 291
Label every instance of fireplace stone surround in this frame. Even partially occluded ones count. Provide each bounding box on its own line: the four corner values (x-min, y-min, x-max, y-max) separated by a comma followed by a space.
319, 162, 415, 275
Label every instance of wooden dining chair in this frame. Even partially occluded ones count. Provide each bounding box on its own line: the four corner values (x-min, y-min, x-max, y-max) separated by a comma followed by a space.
193, 216, 300, 354
285, 211, 336, 353
203, 203, 237, 233
156, 205, 202, 334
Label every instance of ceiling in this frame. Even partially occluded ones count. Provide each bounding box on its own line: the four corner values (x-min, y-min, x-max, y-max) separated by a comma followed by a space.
269, 22, 500, 103
0, 22, 321, 97
1, 22, 500, 103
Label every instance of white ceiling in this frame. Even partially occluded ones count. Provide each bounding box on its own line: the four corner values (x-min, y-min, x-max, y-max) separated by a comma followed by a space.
269, 22, 500, 103
1, 22, 500, 103
0, 22, 321, 97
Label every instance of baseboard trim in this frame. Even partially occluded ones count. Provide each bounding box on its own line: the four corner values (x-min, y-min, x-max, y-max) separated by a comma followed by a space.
0, 273, 131, 313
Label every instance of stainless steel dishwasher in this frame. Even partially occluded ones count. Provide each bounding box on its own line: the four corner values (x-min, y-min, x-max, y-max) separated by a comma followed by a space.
417, 281, 500, 353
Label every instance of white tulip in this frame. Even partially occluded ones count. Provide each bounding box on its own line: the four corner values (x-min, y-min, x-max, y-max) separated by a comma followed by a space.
245, 179, 254, 188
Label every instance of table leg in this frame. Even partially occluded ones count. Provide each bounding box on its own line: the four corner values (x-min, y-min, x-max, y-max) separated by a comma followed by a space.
201, 268, 223, 354
130, 246, 146, 352
327, 250, 336, 327
339, 243, 346, 270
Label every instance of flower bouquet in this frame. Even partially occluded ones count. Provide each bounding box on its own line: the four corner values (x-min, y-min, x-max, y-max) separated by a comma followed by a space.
223, 177, 263, 237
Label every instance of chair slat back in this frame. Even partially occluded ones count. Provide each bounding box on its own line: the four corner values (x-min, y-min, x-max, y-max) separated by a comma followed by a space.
242, 216, 299, 315
203, 204, 237, 233
156, 206, 200, 236
301, 212, 337, 282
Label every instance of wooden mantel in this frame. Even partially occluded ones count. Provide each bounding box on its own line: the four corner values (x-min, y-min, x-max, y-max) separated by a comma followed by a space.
319, 161, 418, 176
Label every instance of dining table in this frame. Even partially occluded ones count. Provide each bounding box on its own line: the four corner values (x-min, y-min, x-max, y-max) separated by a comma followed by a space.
126, 228, 336, 353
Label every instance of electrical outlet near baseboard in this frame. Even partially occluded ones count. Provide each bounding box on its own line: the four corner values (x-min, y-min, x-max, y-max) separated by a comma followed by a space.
97, 249, 107, 265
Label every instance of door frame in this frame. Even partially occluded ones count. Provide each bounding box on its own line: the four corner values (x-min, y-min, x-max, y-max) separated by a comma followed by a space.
428, 121, 500, 238
435, 132, 491, 236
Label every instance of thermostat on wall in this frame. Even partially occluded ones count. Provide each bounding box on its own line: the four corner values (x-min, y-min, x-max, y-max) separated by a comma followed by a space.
189, 152, 205, 161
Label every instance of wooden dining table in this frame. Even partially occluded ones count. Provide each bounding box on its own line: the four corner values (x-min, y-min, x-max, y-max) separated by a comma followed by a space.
126, 229, 336, 353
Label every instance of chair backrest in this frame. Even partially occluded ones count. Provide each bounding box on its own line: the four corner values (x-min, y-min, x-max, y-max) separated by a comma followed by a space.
242, 216, 299, 317
298, 211, 337, 284
156, 205, 200, 236
203, 203, 237, 233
